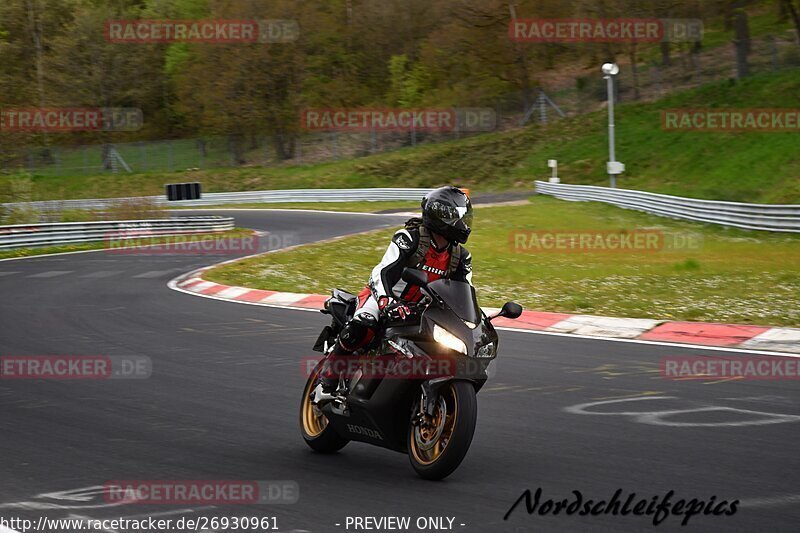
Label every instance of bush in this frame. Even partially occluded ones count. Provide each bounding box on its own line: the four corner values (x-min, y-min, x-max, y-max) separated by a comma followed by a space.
0, 174, 40, 224
58, 209, 99, 222
0, 173, 35, 203
2, 205, 41, 225
102, 197, 167, 221
779, 45, 800, 67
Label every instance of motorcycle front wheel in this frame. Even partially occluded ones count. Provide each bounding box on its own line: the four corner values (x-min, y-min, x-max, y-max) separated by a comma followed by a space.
408, 380, 477, 480
299, 360, 349, 453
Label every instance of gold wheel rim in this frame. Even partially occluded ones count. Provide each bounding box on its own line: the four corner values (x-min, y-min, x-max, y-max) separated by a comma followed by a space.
302, 372, 328, 437
410, 384, 458, 466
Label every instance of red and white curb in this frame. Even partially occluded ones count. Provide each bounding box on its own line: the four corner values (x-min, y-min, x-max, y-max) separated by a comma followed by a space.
169, 267, 800, 356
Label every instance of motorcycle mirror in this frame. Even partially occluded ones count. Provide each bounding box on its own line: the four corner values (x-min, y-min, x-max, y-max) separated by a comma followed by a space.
401, 268, 429, 287
491, 301, 523, 320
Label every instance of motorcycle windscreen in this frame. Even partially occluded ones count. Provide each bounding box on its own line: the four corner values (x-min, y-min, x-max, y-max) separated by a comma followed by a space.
427, 279, 481, 324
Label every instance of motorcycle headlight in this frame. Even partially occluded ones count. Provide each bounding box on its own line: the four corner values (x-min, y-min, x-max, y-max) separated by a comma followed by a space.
433, 324, 467, 355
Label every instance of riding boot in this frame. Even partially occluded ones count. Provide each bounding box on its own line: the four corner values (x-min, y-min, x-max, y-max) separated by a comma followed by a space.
318, 341, 352, 393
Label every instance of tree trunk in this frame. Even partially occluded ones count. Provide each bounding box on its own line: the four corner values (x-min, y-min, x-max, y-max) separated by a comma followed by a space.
733, 8, 751, 78
25, 0, 49, 149
272, 133, 295, 161
782, 0, 800, 46
779, 0, 789, 22
507, 3, 534, 111
629, 43, 641, 100
228, 134, 246, 165
25, 0, 45, 107
724, 0, 747, 31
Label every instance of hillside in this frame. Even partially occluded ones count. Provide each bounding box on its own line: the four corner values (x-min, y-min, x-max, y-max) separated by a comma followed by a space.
3, 70, 799, 204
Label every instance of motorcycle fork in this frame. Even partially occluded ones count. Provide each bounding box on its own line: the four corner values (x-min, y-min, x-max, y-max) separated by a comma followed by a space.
419, 377, 450, 419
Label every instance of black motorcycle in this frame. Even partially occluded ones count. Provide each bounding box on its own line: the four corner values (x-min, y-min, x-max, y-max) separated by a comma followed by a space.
299, 268, 522, 480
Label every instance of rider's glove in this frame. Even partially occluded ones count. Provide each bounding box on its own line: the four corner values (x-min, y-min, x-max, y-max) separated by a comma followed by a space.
377, 296, 393, 311
384, 301, 414, 321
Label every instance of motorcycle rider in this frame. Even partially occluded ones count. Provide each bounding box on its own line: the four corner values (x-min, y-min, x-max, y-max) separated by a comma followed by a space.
319, 186, 474, 392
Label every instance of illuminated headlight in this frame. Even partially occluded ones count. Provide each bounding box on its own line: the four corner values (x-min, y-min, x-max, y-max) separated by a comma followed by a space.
476, 342, 496, 358
433, 324, 467, 355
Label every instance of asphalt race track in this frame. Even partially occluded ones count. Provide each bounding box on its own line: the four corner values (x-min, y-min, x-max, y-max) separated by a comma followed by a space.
1, 209, 799, 533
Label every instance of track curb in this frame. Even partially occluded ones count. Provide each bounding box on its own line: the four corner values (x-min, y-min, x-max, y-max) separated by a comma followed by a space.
170, 267, 800, 355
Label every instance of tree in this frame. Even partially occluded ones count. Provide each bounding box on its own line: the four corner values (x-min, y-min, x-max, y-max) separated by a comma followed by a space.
780, 0, 800, 46
732, 8, 751, 77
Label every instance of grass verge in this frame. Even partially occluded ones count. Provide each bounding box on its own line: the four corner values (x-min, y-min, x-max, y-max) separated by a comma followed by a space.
205, 198, 800, 327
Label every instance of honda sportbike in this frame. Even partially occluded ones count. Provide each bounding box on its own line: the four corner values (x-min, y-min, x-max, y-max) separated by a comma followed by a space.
299, 268, 522, 480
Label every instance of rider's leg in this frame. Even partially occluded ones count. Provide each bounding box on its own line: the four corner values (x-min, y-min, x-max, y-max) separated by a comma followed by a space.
319, 293, 380, 392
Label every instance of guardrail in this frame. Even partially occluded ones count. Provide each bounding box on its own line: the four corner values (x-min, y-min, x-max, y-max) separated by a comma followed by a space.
0, 216, 234, 250
173, 187, 435, 207
1, 188, 435, 212
535, 181, 800, 233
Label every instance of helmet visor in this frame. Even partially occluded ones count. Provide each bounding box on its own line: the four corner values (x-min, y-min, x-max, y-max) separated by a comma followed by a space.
430, 201, 473, 228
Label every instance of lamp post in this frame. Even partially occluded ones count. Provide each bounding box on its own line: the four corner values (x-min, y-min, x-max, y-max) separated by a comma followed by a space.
602, 63, 624, 188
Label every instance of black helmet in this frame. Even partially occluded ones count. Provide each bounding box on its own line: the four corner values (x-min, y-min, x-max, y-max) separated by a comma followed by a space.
421, 186, 473, 244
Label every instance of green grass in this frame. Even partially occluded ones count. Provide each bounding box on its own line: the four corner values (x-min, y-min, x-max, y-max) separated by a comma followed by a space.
522, 72, 800, 203
0, 228, 253, 260
4, 70, 799, 204
205, 198, 800, 327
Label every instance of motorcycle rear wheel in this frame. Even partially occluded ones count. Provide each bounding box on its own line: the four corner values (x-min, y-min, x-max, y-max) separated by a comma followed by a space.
299, 361, 349, 453
408, 381, 477, 480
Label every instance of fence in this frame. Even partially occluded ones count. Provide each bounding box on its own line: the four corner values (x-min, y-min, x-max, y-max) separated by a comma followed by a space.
0, 216, 234, 249
0, 129, 501, 178
535, 181, 800, 233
